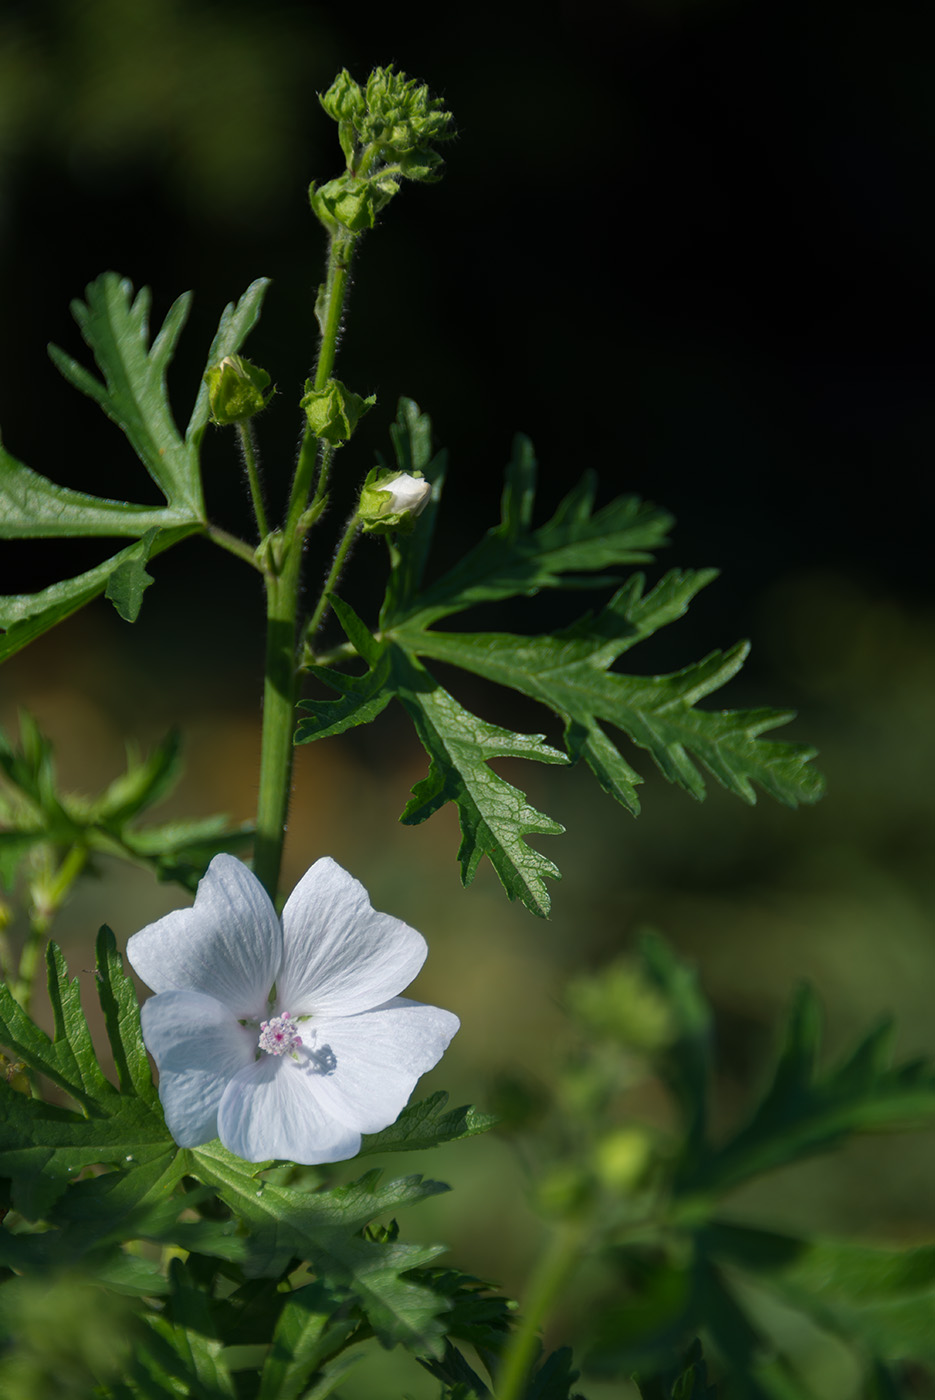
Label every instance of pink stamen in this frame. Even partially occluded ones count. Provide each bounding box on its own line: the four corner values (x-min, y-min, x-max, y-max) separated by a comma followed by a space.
258, 1012, 304, 1057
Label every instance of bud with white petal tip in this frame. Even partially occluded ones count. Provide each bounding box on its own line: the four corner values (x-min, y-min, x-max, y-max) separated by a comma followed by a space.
204, 354, 273, 425
359, 467, 431, 534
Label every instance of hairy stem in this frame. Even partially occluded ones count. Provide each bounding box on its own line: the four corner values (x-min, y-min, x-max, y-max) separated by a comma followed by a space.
253, 229, 357, 902
304, 510, 361, 650
238, 421, 270, 541
252, 549, 302, 904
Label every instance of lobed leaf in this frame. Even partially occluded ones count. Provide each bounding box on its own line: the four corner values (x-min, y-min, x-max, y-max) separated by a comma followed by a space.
300, 601, 568, 917
1, 275, 269, 662
189, 1141, 452, 1351
358, 1091, 498, 1156
395, 570, 825, 813
384, 433, 672, 629
708, 1222, 935, 1369
686, 985, 935, 1195
0, 523, 199, 662
48, 274, 202, 511
0, 439, 197, 538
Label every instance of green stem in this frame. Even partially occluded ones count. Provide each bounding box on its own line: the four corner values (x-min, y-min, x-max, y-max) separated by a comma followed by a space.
252, 550, 302, 903
494, 1223, 582, 1400
304, 511, 361, 649
314, 233, 354, 392
238, 421, 269, 541
207, 523, 263, 571
13, 844, 87, 1013
252, 229, 357, 901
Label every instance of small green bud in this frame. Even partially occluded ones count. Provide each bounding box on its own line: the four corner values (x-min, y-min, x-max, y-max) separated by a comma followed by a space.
309, 177, 377, 234
1, 1052, 30, 1096
359, 467, 431, 535
566, 958, 675, 1052
301, 377, 375, 445
593, 1127, 654, 1194
204, 354, 272, 425
319, 68, 365, 125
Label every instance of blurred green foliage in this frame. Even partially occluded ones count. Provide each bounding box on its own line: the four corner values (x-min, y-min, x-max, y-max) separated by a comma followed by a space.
0, 0, 324, 225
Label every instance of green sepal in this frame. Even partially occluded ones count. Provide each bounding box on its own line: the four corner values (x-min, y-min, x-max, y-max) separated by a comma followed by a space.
359, 466, 431, 535
204, 353, 272, 425
300, 376, 375, 444
309, 175, 385, 234
318, 68, 365, 125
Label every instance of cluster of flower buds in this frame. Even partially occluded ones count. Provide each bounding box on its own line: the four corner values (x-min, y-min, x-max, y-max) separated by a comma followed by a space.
310, 65, 454, 236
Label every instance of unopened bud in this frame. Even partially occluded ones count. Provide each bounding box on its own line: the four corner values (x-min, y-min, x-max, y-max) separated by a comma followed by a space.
204, 354, 272, 425
301, 377, 375, 444
593, 1127, 654, 1194
359, 469, 431, 535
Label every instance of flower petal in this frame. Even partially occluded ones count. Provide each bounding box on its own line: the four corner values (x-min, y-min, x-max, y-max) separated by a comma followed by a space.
218, 1055, 362, 1164
278, 858, 427, 1016
127, 854, 282, 1018
299, 997, 460, 1134
140, 990, 256, 1148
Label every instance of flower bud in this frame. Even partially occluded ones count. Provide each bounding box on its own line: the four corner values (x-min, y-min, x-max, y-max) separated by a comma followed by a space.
593, 1127, 654, 1194
301, 377, 375, 444
319, 69, 365, 125
359, 469, 431, 535
204, 354, 272, 425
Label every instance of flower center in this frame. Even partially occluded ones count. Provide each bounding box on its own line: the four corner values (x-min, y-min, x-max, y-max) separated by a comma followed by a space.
257, 1012, 304, 1057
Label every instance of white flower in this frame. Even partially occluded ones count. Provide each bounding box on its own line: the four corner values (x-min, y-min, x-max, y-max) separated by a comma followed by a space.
126, 855, 459, 1164
384, 471, 431, 516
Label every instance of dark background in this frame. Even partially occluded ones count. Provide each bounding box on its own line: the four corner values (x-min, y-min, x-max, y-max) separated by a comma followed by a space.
1, 0, 932, 644
1, 7, 934, 1391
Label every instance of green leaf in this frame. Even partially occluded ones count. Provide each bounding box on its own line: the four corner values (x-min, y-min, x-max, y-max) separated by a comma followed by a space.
92, 729, 184, 825
300, 604, 567, 916
384, 434, 672, 628
419, 1342, 492, 1398
186, 277, 271, 445
358, 1091, 498, 1156
687, 986, 935, 1195
48, 274, 203, 512
189, 1142, 452, 1351
0, 714, 252, 894
0, 439, 198, 538
1, 276, 269, 664
256, 1280, 358, 1400
104, 525, 158, 621
0, 931, 171, 1218
708, 1222, 935, 1367
395, 570, 825, 813
393, 648, 566, 917
0, 523, 199, 662
378, 399, 448, 625
527, 1347, 586, 1399
96, 924, 160, 1107
635, 1339, 717, 1400
640, 933, 713, 1160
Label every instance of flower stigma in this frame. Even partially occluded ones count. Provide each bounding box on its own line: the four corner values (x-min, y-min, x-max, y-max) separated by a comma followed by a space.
258, 1011, 304, 1058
